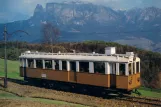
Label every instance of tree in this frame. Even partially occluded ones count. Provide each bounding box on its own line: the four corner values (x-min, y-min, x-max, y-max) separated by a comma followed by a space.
42, 22, 60, 53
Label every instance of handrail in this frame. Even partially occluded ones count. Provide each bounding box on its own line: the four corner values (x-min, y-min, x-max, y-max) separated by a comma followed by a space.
20, 52, 131, 58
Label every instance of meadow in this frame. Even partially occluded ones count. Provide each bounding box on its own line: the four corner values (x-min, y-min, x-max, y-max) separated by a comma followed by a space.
0, 59, 22, 80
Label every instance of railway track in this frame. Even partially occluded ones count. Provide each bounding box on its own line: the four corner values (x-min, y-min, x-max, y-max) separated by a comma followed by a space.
3, 79, 161, 107
117, 95, 161, 107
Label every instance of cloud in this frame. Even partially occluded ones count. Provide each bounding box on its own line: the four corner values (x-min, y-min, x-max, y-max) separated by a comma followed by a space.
82, 0, 161, 9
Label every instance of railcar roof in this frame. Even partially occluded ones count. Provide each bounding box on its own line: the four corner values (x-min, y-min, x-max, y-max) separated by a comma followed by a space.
19, 52, 140, 63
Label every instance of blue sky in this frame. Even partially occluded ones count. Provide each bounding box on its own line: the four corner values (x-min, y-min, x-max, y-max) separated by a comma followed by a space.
0, 0, 160, 16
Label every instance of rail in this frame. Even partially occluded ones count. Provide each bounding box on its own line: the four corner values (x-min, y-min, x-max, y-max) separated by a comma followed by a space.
117, 94, 161, 106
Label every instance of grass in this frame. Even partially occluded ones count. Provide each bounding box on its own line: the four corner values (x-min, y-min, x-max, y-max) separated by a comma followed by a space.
32, 98, 86, 106
0, 59, 22, 80
0, 90, 19, 99
134, 87, 161, 98
0, 90, 85, 106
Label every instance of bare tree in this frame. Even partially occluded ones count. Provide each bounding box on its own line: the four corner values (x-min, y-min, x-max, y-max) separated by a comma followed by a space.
42, 22, 60, 53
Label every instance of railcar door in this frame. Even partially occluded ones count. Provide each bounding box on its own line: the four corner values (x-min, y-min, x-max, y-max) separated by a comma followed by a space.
20, 58, 27, 78
110, 63, 116, 88
69, 61, 77, 82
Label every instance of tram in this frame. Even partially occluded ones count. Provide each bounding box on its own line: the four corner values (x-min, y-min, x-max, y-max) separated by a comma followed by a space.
19, 47, 141, 92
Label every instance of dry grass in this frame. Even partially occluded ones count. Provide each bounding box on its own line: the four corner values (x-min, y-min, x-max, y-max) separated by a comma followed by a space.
0, 87, 85, 107
0, 99, 68, 107
0, 81, 154, 107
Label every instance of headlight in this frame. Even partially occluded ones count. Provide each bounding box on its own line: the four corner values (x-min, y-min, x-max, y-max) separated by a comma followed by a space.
137, 77, 140, 82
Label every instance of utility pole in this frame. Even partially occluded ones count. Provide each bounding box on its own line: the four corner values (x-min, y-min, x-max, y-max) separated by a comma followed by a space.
3, 25, 29, 88
4, 25, 7, 88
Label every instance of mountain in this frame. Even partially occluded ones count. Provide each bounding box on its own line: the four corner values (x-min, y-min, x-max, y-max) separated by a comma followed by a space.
0, 2, 161, 52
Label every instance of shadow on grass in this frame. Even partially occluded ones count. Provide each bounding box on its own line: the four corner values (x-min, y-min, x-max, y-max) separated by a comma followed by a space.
0, 77, 4, 88
0, 84, 4, 88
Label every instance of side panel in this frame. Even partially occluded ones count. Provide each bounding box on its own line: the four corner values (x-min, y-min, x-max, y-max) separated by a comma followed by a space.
26, 68, 68, 82
77, 72, 110, 87
25, 68, 110, 87
47, 70, 68, 82
116, 76, 128, 89
26, 68, 42, 78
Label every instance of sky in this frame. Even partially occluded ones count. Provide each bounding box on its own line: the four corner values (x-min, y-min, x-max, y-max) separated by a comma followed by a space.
0, 0, 161, 16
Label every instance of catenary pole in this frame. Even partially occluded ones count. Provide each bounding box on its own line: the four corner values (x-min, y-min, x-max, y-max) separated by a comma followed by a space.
3, 25, 29, 88
4, 25, 7, 88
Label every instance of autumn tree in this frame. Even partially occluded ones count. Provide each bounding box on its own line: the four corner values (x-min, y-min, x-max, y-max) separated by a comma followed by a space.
42, 22, 60, 52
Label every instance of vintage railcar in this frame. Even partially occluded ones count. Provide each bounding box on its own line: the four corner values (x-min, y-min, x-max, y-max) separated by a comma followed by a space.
19, 47, 141, 93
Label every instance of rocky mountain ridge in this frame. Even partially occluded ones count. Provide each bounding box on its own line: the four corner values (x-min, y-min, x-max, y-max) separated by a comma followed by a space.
0, 2, 161, 52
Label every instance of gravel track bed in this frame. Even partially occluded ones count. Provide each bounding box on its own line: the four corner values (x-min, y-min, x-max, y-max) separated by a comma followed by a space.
0, 81, 160, 107
0, 99, 69, 107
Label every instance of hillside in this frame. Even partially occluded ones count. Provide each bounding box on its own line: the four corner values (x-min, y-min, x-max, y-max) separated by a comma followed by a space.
0, 41, 161, 89
0, 59, 22, 79
0, 2, 161, 52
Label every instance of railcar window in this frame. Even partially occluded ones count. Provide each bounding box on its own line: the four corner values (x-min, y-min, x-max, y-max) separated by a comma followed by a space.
36, 60, 43, 68
133, 63, 135, 74
80, 62, 89, 73
55, 60, 59, 70
136, 62, 139, 73
70, 61, 76, 72
94, 62, 105, 74
45, 60, 52, 69
119, 64, 125, 75
28, 59, 34, 68
128, 63, 132, 75
62, 61, 67, 70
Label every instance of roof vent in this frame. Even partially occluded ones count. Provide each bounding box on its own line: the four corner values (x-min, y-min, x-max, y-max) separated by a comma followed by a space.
25, 51, 31, 53
105, 47, 116, 55
73, 50, 76, 53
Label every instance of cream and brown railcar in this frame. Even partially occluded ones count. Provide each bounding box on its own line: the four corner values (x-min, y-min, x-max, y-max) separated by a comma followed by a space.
19, 47, 141, 91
